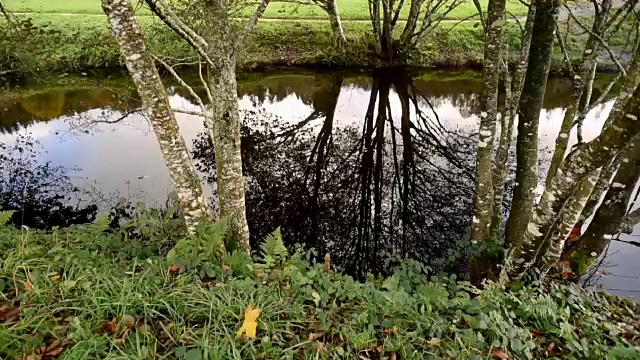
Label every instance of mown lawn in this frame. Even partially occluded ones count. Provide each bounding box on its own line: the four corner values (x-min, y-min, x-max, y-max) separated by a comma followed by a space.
4, 0, 528, 20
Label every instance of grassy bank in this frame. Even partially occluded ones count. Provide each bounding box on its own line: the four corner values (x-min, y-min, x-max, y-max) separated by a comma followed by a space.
4, 0, 528, 21
0, 13, 522, 77
2, 9, 634, 81
0, 211, 639, 359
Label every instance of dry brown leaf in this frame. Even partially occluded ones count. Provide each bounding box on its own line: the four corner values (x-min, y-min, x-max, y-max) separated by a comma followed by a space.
546, 342, 560, 356
426, 338, 442, 347
491, 348, 509, 360
121, 315, 136, 329
221, 263, 232, 270
136, 323, 148, 335
168, 264, 181, 272
383, 327, 398, 335
530, 328, 545, 336
0, 305, 20, 323
113, 338, 126, 345
103, 321, 117, 334
308, 332, 324, 341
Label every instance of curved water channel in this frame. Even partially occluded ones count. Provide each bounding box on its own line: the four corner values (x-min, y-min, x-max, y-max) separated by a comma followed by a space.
1, 69, 638, 298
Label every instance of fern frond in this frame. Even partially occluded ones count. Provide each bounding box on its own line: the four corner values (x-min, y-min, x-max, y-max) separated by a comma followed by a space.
0, 211, 15, 227
261, 227, 288, 262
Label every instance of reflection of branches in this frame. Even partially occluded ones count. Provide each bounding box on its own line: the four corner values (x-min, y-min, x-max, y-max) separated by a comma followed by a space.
57, 109, 144, 139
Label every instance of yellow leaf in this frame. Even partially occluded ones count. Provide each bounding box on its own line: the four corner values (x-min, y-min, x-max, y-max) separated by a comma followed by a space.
236, 305, 260, 339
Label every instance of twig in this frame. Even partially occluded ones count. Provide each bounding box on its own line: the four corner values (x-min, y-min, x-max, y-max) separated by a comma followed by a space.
151, 53, 208, 118
240, 0, 270, 41
143, 0, 213, 67
564, 4, 627, 77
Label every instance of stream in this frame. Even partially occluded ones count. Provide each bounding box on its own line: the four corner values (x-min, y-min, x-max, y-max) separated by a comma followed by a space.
1, 68, 638, 298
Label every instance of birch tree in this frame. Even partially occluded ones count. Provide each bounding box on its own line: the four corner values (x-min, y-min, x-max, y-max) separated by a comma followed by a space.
367, 0, 465, 63
501, 80, 640, 282
102, 0, 212, 235
498, 2, 640, 282
504, 0, 560, 243
278, 0, 346, 45
470, 0, 535, 280
141, 0, 273, 253
471, 0, 507, 245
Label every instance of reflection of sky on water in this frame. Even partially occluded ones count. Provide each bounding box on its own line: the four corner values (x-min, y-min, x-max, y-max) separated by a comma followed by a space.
0, 78, 637, 298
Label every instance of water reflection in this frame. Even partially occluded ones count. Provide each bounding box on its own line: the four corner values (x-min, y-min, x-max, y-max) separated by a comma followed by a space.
193, 72, 476, 276
0, 70, 637, 294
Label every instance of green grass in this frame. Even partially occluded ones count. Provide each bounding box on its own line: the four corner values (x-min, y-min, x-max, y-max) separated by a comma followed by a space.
4, 0, 528, 20
0, 211, 639, 359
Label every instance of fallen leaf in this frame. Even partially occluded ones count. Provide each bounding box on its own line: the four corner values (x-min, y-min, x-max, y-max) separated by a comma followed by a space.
491, 348, 509, 360
236, 305, 260, 339
221, 263, 231, 270
0, 305, 20, 323
136, 323, 148, 334
49, 273, 61, 284
426, 338, 442, 347
383, 327, 398, 335
546, 342, 560, 356
121, 315, 136, 329
169, 264, 181, 272
568, 226, 581, 242
103, 321, 117, 334
530, 328, 545, 336
312, 291, 321, 306
308, 332, 324, 341
560, 271, 573, 280
113, 338, 126, 345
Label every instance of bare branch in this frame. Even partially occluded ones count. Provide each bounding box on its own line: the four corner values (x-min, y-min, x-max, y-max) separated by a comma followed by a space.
151, 53, 208, 118
172, 109, 209, 117
241, 0, 270, 40
555, 24, 577, 78
198, 57, 214, 106
472, 0, 485, 29
564, 4, 627, 77
143, 0, 214, 67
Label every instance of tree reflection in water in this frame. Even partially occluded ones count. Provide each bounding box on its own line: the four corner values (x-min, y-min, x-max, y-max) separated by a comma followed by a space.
194, 71, 477, 278
0, 136, 98, 228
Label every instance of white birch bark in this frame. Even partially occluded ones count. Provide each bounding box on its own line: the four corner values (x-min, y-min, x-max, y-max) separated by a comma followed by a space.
102, 0, 212, 234
501, 83, 640, 283
472, 0, 507, 244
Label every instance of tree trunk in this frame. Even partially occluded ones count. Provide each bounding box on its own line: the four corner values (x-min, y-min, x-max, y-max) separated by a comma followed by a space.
490, 2, 537, 238
562, 138, 640, 278
207, 54, 251, 254
471, 0, 507, 243
535, 168, 600, 276
102, 0, 212, 234
325, 0, 346, 46
501, 84, 640, 283
545, 0, 611, 187
505, 0, 559, 244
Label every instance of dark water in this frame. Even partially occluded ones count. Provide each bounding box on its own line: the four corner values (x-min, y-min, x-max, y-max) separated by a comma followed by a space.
1, 69, 638, 297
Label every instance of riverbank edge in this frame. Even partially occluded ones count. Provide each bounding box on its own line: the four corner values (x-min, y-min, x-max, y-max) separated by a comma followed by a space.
0, 216, 639, 359
1, 14, 627, 83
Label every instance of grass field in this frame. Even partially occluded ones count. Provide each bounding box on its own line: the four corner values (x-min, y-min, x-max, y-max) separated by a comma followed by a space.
4, 0, 528, 20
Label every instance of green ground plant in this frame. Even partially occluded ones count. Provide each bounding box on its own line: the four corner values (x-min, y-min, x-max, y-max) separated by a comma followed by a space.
0, 209, 639, 359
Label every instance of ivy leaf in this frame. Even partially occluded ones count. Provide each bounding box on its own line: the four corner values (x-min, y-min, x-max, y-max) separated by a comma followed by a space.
236, 305, 260, 339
